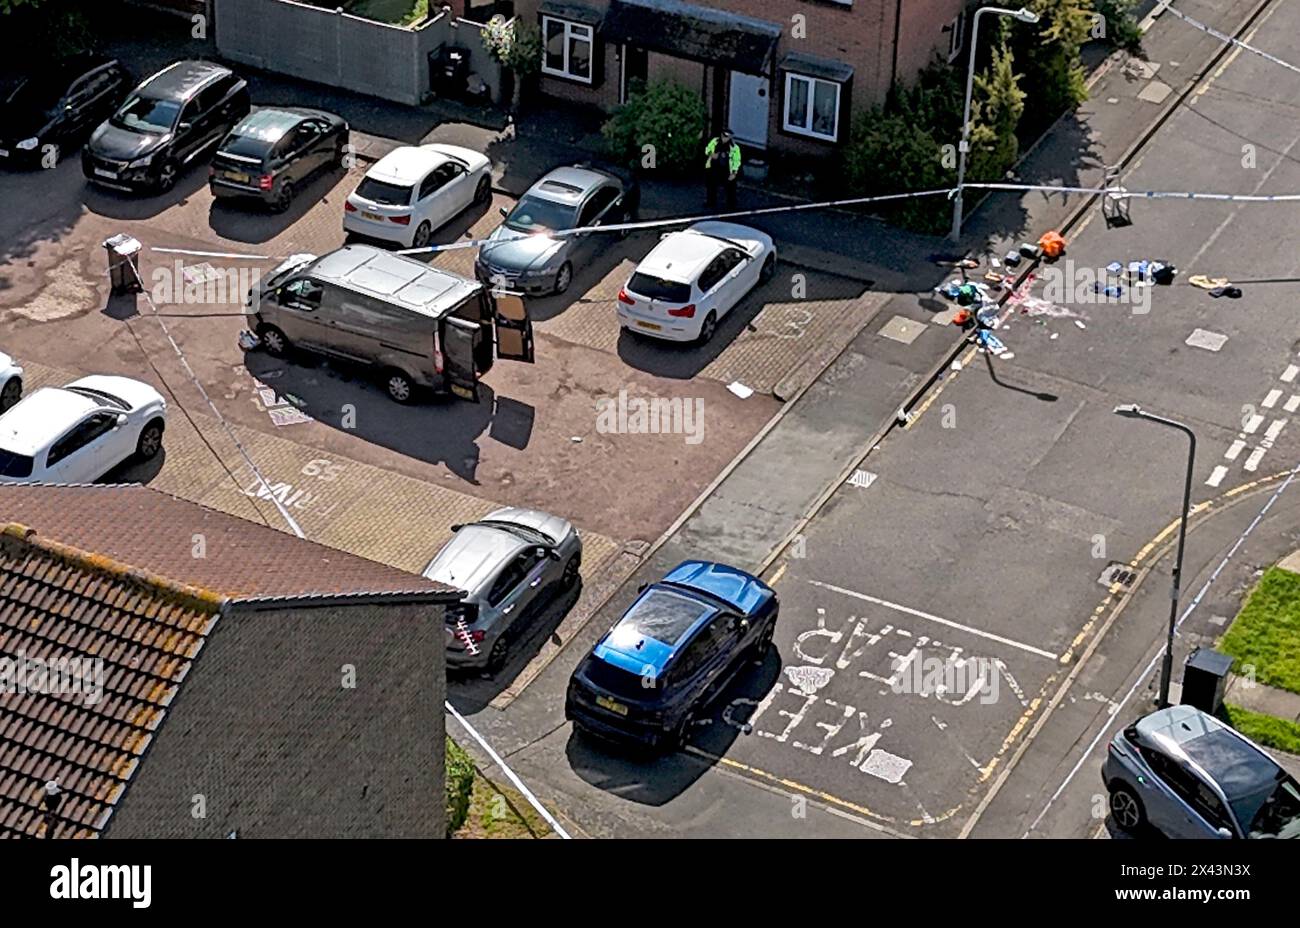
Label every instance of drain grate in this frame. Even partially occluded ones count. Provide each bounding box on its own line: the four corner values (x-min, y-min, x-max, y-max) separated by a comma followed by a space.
1098, 562, 1138, 590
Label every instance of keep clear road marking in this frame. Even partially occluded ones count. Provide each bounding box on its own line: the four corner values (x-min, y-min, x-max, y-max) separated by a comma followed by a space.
807, 580, 1060, 662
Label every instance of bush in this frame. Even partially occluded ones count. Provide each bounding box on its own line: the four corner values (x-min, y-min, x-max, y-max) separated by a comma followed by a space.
0, 3, 95, 65
1013, 0, 1092, 135
602, 79, 706, 175
1091, 0, 1143, 52
481, 15, 541, 77
445, 736, 475, 837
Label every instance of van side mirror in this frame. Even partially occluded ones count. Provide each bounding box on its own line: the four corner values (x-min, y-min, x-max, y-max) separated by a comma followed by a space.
498, 206, 508, 218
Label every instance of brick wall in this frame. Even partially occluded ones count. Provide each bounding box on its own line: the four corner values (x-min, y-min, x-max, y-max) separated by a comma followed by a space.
107, 599, 446, 839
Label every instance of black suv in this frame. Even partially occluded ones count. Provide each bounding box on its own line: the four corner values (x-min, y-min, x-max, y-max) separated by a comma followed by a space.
82, 60, 249, 193
0, 55, 131, 168
210, 107, 349, 212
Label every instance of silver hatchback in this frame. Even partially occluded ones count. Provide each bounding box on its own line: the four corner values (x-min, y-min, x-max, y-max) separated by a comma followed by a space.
422, 507, 582, 672
1104, 705, 1300, 838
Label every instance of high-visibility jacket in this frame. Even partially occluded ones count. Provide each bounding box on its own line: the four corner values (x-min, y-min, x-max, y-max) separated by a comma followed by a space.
705, 137, 741, 175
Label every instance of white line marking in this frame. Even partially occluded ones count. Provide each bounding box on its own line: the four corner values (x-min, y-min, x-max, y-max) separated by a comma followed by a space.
1263, 389, 1283, 408
1286, 395, 1300, 413
1206, 465, 1229, 487
1244, 413, 1265, 434
1265, 418, 1287, 443
807, 580, 1059, 661
1281, 365, 1299, 383
1245, 447, 1267, 472
1224, 440, 1246, 461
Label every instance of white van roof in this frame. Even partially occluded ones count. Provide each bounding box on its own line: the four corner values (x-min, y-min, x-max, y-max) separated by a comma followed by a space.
307, 244, 481, 318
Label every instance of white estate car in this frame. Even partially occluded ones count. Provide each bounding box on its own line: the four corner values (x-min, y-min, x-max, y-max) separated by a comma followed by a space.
0, 375, 167, 483
343, 144, 492, 249
617, 221, 776, 343
0, 350, 23, 412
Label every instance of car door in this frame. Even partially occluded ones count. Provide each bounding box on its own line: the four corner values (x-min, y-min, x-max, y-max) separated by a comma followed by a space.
174, 96, 204, 163
571, 185, 620, 263
440, 161, 473, 215
713, 248, 754, 316
55, 73, 96, 143
414, 166, 449, 230
273, 278, 329, 348
1142, 750, 1216, 837
695, 254, 730, 319
486, 548, 548, 637
43, 412, 116, 482
289, 120, 328, 181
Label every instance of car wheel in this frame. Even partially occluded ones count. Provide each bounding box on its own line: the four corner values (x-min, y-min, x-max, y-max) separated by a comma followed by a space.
258, 324, 289, 357
272, 180, 294, 213
486, 634, 509, 674
0, 377, 22, 412
385, 369, 414, 404
760, 253, 776, 284
752, 621, 775, 660
675, 708, 697, 751
411, 221, 432, 249
331, 141, 347, 169
562, 552, 582, 587
1109, 785, 1146, 832
136, 419, 165, 460
155, 160, 178, 193
553, 262, 573, 295
697, 310, 718, 344
474, 175, 491, 204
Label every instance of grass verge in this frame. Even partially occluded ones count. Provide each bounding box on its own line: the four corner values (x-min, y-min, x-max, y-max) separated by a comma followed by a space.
1224, 703, 1300, 756
1219, 566, 1300, 695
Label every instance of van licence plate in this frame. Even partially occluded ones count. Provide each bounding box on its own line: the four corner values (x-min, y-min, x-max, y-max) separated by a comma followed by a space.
596, 695, 628, 716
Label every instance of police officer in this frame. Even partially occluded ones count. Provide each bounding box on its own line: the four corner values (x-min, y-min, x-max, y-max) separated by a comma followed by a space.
704, 128, 741, 209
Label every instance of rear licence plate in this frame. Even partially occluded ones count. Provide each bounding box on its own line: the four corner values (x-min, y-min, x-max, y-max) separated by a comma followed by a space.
94, 168, 117, 178
636, 321, 662, 331
596, 695, 628, 716
224, 170, 250, 184
362, 211, 383, 222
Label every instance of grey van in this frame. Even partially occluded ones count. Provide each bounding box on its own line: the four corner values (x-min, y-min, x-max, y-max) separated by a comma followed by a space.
248, 244, 534, 403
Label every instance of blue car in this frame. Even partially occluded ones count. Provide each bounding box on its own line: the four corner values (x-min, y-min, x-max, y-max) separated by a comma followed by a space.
566, 560, 778, 753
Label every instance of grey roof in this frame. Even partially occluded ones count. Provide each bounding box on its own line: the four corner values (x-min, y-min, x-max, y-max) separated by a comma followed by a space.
140, 59, 232, 100
307, 244, 481, 318
602, 0, 781, 77
780, 51, 855, 84
540, 0, 604, 26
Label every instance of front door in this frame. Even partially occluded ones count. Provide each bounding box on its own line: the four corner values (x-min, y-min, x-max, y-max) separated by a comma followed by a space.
621, 46, 648, 103
728, 71, 769, 149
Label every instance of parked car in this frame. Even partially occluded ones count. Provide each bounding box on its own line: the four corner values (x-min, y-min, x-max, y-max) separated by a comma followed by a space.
210, 107, 349, 212
248, 244, 535, 403
617, 221, 776, 344
566, 560, 778, 752
343, 144, 492, 248
82, 59, 249, 193
0, 54, 131, 167
0, 375, 166, 484
0, 351, 23, 412
421, 507, 582, 672
1104, 704, 1300, 838
475, 164, 639, 297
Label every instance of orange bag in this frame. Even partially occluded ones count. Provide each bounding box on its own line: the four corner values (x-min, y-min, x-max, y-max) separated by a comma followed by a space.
1038, 231, 1067, 259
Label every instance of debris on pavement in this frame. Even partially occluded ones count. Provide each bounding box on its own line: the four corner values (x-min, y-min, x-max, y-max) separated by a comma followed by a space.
238, 330, 261, 351
1038, 230, 1067, 259
728, 381, 754, 399
1209, 285, 1243, 299
1189, 274, 1230, 289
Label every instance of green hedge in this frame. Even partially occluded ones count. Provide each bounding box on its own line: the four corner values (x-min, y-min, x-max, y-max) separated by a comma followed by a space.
445, 736, 475, 837
1224, 703, 1300, 756
602, 79, 706, 175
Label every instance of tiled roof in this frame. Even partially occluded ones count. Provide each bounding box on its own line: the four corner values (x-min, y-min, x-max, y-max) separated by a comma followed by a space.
0, 484, 458, 601
0, 524, 221, 838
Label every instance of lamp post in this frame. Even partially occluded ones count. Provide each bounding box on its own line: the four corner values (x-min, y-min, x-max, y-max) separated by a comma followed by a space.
1113, 404, 1197, 709
949, 5, 1040, 242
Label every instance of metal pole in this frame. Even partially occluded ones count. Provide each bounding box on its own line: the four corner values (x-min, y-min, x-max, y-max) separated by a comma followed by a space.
1162, 419, 1196, 708
949, 8, 985, 242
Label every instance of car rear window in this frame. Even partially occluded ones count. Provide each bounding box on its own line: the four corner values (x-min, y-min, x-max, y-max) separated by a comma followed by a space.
0, 448, 34, 478
583, 657, 652, 698
355, 177, 412, 206
219, 133, 271, 159
618, 588, 712, 647
627, 273, 691, 304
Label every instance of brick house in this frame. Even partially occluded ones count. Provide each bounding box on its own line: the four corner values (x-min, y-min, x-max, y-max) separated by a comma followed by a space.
505, 0, 969, 158
0, 484, 460, 839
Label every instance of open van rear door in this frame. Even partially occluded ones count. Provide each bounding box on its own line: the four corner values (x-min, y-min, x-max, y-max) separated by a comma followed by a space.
442, 316, 482, 402
494, 293, 535, 363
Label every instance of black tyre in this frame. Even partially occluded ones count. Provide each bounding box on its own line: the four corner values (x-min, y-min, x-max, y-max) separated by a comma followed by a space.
272, 180, 294, 213
0, 376, 22, 412
412, 221, 432, 249
562, 552, 582, 587
1108, 785, 1145, 832
697, 310, 717, 344
385, 369, 414, 404
474, 175, 491, 204
486, 634, 509, 674
553, 262, 573, 295
674, 708, 697, 751
136, 419, 165, 460
155, 160, 178, 193
258, 324, 289, 357
760, 253, 776, 284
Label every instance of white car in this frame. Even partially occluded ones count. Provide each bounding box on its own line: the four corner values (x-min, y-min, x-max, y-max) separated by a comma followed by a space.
0, 350, 23, 412
617, 221, 777, 343
0, 375, 167, 484
343, 144, 492, 249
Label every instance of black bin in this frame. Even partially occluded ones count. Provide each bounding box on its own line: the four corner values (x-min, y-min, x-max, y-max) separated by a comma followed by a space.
429, 45, 471, 99
1181, 646, 1234, 715
103, 233, 142, 295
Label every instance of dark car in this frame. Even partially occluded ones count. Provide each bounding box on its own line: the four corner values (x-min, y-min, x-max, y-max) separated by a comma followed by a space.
475, 164, 639, 297
566, 560, 778, 753
0, 55, 130, 167
82, 59, 249, 193
210, 107, 349, 212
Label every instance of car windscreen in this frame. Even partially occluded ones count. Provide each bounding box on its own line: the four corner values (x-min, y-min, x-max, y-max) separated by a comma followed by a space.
3, 77, 59, 114
66, 386, 129, 410
504, 195, 576, 234
617, 588, 712, 647
0, 448, 34, 478
355, 176, 412, 206
477, 519, 556, 547
627, 273, 691, 304
111, 95, 180, 133
1246, 775, 1300, 838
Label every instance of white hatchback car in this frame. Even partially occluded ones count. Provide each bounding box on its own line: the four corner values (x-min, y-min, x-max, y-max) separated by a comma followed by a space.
343, 144, 492, 249
0, 350, 23, 412
0, 375, 167, 484
617, 221, 776, 343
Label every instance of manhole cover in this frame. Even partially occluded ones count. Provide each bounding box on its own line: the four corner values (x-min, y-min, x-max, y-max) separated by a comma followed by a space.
879, 314, 926, 345
1186, 328, 1229, 352
1098, 562, 1138, 590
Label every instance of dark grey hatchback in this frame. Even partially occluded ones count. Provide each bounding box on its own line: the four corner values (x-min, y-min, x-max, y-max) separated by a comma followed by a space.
210, 108, 349, 212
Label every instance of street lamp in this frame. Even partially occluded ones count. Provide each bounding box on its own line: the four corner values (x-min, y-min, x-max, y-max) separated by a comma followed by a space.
1113, 403, 1197, 709
949, 6, 1041, 242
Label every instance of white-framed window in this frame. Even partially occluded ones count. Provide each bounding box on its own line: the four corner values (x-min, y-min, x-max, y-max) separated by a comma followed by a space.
541, 16, 594, 84
783, 72, 841, 142
946, 11, 966, 63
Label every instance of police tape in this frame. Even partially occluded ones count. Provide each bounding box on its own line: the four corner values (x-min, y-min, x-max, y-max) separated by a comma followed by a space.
1163, 2, 1300, 77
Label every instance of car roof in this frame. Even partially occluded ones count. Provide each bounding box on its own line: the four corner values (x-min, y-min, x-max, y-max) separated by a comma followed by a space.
635, 231, 728, 284
228, 108, 309, 143
0, 388, 97, 455
368, 146, 449, 184
1138, 705, 1280, 796
305, 245, 481, 318
527, 166, 614, 203
595, 583, 719, 678
140, 60, 231, 100
421, 523, 528, 595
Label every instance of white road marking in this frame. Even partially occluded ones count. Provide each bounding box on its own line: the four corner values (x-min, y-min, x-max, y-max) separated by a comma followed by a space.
1206, 465, 1229, 487
1281, 365, 1299, 383
1244, 447, 1267, 472
1224, 440, 1246, 461
1244, 414, 1265, 434
1263, 389, 1283, 408
1265, 419, 1287, 443
807, 580, 1059, 661
1285, 395, 1300, 413
848, 469, 877, 489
